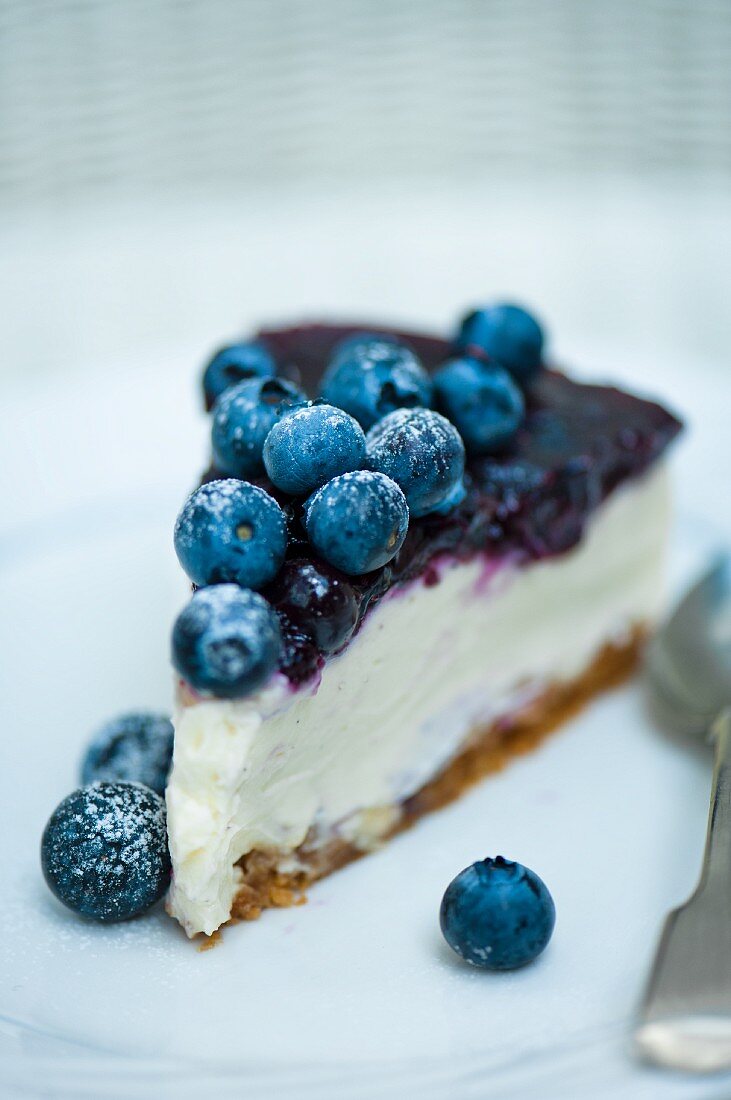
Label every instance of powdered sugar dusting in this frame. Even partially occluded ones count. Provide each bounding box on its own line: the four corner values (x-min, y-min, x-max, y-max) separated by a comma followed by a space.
305, 468, 406, 519
175, 479, 273, 553
366, 407, 464, 467
81, 712, 174, 795
41, 782, 170, 922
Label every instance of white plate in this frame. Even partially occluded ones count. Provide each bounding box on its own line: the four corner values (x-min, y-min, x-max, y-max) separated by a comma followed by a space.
1, 364, 730, 1100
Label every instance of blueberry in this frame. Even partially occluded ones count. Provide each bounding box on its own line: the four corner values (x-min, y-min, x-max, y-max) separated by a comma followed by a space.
440, 856, 556, 970
454, 304, 545, 385
267, 558, 359, 653
41, 782, 170, 922
434, 357, 525, 454
202, 341, 276, 410
365, 408, 465, 518
211, 376, 305, 478
430, 476, 468, 516
174, 479, 287, 590
263, 404, 366, 495
276, 615, 323, 685
80, 712, 174, 796
320, 339, 433, 429
304, 471, 409, 575
172, 584, 281, 698
331, 331, 403, 358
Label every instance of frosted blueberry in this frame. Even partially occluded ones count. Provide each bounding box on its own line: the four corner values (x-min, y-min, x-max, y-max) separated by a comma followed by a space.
320, 338, 433, 429
454, 303, 544, 385
41, 782, 170, 922
263, 403, 366, 495
434, 357, 524, 454
174, 479, 287, 590
304, 470, 408, 575
202, 341, 276, 409
80, 712, 174, 796
330, 330, 403, 359
171, 584, 281, 698
211, 376, 305, 478
365, 408, 465, 518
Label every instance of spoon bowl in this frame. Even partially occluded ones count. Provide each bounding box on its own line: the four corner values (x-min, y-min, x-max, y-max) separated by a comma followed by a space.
646, 556, 731, 736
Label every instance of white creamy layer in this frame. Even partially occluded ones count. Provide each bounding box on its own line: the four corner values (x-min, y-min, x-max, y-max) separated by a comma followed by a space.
167, 465, 670, 936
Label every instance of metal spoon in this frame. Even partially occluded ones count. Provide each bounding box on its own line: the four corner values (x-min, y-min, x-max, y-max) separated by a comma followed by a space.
635, 556, 731, 1072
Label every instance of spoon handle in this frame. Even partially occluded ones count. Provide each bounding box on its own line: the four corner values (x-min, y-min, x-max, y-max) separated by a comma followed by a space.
702, 708, 731, 889
635, 707, 731, 1072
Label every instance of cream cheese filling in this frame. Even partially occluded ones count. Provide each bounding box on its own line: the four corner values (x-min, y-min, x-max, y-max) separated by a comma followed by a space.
167, 465, 670, 936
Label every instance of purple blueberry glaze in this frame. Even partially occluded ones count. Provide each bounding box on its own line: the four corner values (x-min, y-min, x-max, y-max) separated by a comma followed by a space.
199, 322, 681, 687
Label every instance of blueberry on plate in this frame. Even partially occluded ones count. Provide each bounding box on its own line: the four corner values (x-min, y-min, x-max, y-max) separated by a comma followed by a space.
304, 470, 409, 576
263, 403, 366, 495
365, 407, 466, 518
174, 479, 287, 590
41, 782, 170, 922
433, 357, 525, 454
440, 856, 556, 970
202, 341, 276, 410
454, 303, 545, 385
267, 558, 360, 653
172, 584, 282, 698
211, 376, 305, 478
319, 338, 433, 429
80, 711, 174, 796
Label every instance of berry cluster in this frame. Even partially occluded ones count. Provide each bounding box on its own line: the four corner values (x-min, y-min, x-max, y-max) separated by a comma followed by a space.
41, 713, 175, 922
172, 303, 545, 700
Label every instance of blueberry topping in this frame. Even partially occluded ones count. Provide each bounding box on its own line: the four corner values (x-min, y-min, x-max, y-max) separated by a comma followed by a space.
304, 470, 409, 576
434, 357, 525, 454
80, 712, 174, 796
429, 475, 468, 516
330, 330, 404, 359
440, 856, 556, 970
211, 376, 305, 479
190, 323, 681, 687
454, 304, 544, 385
174, 479, 287, 590
172, 584, 281, 698
276, 614, 323, 685
41, 783, 170, 922
263, 403, 366, 495
202, 341, 276, 410
320, 339, 433, 429
365, 407, 465, 518
202, 329, 679, 567
267, 558, 359, 654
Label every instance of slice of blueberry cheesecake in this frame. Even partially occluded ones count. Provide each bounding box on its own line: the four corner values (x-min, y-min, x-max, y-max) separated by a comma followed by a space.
166, 306, 681, 937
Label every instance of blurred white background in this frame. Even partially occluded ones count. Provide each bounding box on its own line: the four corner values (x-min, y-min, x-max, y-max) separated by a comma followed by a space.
1, 10, 731, 1096
1, 0, 730, 377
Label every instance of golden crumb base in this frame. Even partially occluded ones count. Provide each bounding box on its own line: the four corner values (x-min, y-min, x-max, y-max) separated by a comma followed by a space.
223, 630, 644, 931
